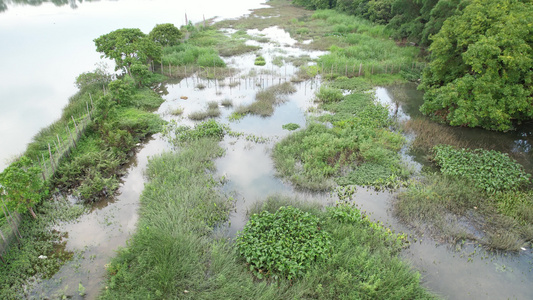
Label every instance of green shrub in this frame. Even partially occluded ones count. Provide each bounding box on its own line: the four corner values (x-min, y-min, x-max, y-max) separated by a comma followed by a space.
282, 123, 300, 131
315, 86, 343, 103
433, 145, 531, 193
164, 119, 226, 144
236, 206, 331, 280
254, 56, 266, 66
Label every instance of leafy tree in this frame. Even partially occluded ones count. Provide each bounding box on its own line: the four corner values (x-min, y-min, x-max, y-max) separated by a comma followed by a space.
130, 62, 152, 87
94, 28, 161, 75
75, 64, 112, 89
420, 0, 533, 131
108, 76, 135, 105
0, 157, 46, 219
148, 23, 182, 47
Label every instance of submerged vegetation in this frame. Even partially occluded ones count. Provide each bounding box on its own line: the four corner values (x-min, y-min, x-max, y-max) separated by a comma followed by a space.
234, 82, 296, 117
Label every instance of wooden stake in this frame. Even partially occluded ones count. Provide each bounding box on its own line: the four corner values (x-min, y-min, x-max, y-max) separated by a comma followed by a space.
358, 63, 363, 77
67, 125, 76, 148
71, 116, 79, 135
48, 143, 55, 173
41, 153, 48, 178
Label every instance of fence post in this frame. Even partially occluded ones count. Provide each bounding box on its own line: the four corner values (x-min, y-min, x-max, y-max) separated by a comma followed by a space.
358, 63, 363, 77
169, 63, 172, 77
48, 144, 55, 174
71, 116, 79, 135
67, 125, 76, 148
41, 153, 48, 179
37, 156, 46, 181
86, 102, 91, 120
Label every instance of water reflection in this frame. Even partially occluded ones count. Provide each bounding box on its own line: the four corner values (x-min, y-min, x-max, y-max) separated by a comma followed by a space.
0, 0, 89, 12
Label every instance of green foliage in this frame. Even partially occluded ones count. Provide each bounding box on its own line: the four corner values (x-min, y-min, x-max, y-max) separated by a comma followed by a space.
94, 28, 161, 74
493, 191, 533, 226
254, 55, 266, 66
432, 145, 531, 193
75, 66, 112, 90
162, 44, 226, 67
420, 0, 533, 131
52, 146, 121, 202
396, 172, 533, 250
0, 200, 84, 299
235, 83, 297, 117
274, 90, 406, 190
315, 86, 344, 103
108, 76, 135, 105
336, 162, 407, 189
163, 119, 226, 145
148, 23, 182, 46
130, 62, 152, 87
101, 162, 433, 299
282, 123, 301, 131
237, 206, 331, 280
0, 156, 45, 218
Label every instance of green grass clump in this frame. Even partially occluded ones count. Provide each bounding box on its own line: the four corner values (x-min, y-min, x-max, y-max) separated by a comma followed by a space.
433, 145, 531, 193
237, 206, 331, 280
130, 88, 165, 110
282, 123, 300, 131
236, 82, 296, 117
394, 145, 533, 250
188, 102, 221, 121
169, 107, 184, 116
162, 43, 226, 68
220, 99, 233, 107
163, 119, 226, 145
274, 90, 407, 190
315, 86, 343, 103
395, 173, 533, 251
254, 55, 267, 66
207, 101, 219, 109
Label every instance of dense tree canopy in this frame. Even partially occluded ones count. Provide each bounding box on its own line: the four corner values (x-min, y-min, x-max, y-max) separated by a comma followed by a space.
148, 23, 182, 47
94, 28, 161, 75
419, 0, 533, 131
295, 0, 467, 44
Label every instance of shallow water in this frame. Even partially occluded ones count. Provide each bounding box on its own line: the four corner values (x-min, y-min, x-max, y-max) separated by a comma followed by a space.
13, 8, 533, 300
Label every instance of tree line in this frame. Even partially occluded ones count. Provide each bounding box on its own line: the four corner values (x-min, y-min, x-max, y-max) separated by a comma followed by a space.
293, 0, 533, 131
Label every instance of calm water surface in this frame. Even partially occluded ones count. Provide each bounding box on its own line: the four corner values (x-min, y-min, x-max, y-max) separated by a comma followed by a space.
0, 0, 266, 171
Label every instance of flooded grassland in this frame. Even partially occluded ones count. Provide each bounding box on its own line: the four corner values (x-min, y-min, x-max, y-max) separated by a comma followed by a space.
2, 0, 532, 299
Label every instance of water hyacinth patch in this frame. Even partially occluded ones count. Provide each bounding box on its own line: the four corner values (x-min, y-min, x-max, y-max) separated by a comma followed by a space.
236, 206, 331, 280
432, 145, 531, 193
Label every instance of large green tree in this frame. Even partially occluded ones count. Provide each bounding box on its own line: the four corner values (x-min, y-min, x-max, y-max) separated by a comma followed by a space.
419, 0, 533, 131
94, 28, 161, 75
148, 23, 182, 47
0, 157, 46, 219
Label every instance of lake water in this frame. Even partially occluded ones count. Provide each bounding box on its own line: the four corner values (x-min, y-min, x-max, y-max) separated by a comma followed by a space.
0, 0, 267, 172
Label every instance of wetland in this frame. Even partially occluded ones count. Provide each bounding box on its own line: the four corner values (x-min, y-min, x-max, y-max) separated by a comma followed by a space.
1, 0, 532, 299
